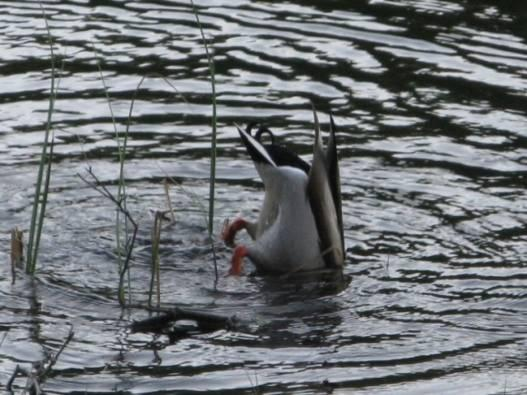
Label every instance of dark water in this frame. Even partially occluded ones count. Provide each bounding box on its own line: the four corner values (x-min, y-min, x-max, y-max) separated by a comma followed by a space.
1, 0, 527, 393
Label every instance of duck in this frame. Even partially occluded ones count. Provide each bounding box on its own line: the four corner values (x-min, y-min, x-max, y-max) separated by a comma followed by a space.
222, 106, 345, 275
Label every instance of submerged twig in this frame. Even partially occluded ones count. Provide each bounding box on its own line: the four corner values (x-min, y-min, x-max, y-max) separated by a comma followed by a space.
7, 325, 74, 394
7, 365, 33, 394
77, 167, 138, 307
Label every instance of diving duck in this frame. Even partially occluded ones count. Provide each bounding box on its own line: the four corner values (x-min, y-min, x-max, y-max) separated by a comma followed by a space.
222, 107, 345, 275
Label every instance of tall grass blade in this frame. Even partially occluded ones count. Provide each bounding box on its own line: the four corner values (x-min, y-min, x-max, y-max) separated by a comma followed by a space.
190, 0, 217, 236
149, 212, 162, 308
32, 133, 55, 270
190, 0, 219, 283
26, 4, 57, 274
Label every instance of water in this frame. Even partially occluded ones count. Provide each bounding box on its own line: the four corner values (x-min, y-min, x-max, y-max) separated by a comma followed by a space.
1, 0, 527, 393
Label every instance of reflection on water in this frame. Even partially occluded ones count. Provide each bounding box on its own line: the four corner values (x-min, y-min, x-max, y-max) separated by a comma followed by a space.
1, 0, 527, 393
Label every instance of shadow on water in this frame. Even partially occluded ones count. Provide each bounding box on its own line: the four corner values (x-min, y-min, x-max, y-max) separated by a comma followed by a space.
252, 269, 351, 304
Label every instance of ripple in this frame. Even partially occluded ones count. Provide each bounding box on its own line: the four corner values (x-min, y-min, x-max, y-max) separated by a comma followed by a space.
1, 0, 527, 393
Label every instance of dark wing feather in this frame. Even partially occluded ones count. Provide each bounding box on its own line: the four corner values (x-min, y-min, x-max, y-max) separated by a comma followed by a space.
306, 107, 344, 268
325, 113, 345, 256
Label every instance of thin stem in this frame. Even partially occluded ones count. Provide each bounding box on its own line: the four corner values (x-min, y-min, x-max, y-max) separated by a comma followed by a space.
190, 0, 217, 237
92, 45, 127, 278
190, 1, 219, 285
149, 212, 162, 308
78, 168, 138, 307
27, 4, 57, 274
160, 174, 219, 280
32, 133, 55, 272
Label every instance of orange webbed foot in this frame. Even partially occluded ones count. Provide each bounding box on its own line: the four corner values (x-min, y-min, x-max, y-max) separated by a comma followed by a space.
221, 217, 247, 247
228, 245, 248, 276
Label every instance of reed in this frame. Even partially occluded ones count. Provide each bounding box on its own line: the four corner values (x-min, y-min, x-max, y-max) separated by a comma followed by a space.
10, 228, 24, 283
90, 0, 220, 301
93, 64, 194, 304
78, 168, 138, 307
116, 74, 148, 304
92, 50, 132, 303
190, 0, 218, 237
110, 73, 185, 304
26, 5, 57, 274
93, 45, 127, 280
149, 211, 163, 308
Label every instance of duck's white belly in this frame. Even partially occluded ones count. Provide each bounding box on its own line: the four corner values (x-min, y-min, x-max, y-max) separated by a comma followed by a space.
248, 205, 324, 274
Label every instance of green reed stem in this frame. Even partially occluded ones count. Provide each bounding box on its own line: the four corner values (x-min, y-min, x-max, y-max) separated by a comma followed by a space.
95, 69, 189, 304
149, 211, 162, 308
33, 133, 55, 264
26, 5, 57, 274
190, 0, 217, 237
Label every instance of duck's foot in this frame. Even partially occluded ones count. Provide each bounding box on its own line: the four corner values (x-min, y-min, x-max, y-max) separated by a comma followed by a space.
221, 217, 247, 247
228, 245, 248, 276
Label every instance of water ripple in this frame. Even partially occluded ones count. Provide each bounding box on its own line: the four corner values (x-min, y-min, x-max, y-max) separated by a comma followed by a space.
1, 0, 526, 393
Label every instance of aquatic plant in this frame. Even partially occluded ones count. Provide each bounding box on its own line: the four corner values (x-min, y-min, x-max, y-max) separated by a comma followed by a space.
190, 0, 219, 282
93, 46, 129, 290
190, 0, 218, 237
26, 5, 57, 274
149, 211, 163, 308
78, 168, 138, 307
82, 1, 220, 304
91, 48, 134, 304
10, 228, 23, 283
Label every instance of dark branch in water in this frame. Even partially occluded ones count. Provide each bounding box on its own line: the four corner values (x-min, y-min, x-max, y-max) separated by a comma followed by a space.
77, 167, 138, 307
129, 304, 237, 337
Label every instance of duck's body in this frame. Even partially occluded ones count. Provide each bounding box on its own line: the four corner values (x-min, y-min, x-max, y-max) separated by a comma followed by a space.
222, 108, 345, 275
244, 164, 323, 273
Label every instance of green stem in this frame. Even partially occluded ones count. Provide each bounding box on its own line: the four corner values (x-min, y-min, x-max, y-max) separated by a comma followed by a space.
190, 0, 217, 236
27, 4, 56, 274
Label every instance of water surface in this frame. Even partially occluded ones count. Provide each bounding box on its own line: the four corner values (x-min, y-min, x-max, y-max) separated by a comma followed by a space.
1, 0, 527, 393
